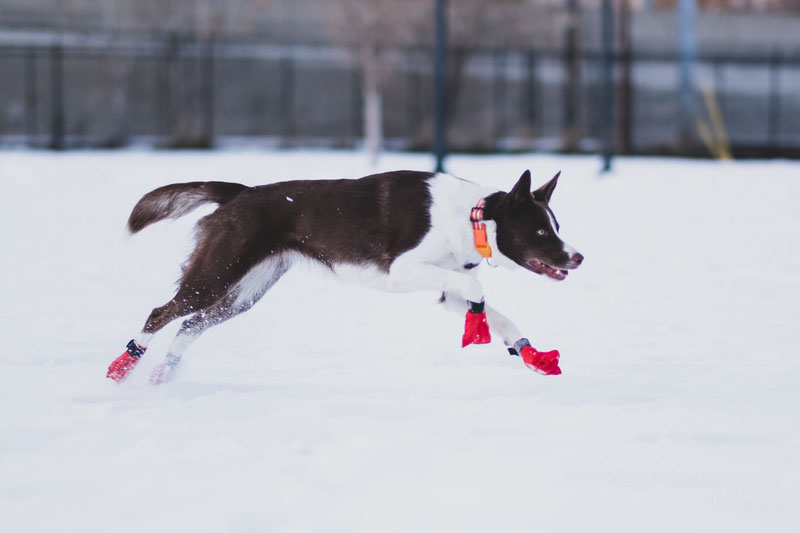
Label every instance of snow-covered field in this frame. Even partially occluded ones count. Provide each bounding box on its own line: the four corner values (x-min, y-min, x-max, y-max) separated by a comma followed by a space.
1, 149, 798, 532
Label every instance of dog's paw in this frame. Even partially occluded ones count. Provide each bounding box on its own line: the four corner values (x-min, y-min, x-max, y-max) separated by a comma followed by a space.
106, 352, 140, 382
149, 354, 181, 385
149, 364, 176, 385
520, 345, 561, 375
462, 310, 491, 347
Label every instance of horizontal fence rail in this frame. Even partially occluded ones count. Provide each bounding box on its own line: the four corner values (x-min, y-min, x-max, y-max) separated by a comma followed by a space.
0, 31, 798, 156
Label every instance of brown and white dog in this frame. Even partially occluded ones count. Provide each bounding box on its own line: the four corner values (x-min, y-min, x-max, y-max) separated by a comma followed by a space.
106, 169, 583, 384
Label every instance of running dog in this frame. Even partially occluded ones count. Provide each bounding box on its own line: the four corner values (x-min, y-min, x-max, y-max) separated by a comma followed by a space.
107, 169, 583, 383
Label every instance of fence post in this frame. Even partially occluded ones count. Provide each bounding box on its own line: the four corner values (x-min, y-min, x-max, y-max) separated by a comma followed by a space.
155, 37, 167, 141
204, 38, 215, 147
768, 51, 781, 152
433, 0, 448, 173
493, 50, 506, 149
49, 44, 64, 150
677, 0, 697, 149
25, 48, 38, 146
563, 0, 580, 152
404, 50, 413, 145
713, 59, 725, 120
165, 33, 180, 145
617, 0, 633, 155
600, 0, 614, 171
527, 50, 538, 138
352, 47, 362, 146
280, 55, 295, 143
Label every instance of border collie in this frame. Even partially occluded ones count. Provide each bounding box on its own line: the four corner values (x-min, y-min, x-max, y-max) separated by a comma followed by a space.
107, 169, 583, 384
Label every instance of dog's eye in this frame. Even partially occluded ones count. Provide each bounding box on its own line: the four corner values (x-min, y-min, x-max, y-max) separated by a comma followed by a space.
537, 229, 547, 236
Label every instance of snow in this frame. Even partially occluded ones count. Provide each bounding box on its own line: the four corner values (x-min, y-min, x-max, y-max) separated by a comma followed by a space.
1, 149, 798, 532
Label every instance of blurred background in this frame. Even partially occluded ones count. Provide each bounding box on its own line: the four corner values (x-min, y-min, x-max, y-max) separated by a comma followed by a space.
0, 0, 798, 160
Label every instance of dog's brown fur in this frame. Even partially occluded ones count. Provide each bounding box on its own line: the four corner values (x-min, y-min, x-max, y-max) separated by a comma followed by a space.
130, 171, 434, 334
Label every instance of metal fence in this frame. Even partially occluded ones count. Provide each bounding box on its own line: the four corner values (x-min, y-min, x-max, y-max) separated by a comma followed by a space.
1, 33, 798, 156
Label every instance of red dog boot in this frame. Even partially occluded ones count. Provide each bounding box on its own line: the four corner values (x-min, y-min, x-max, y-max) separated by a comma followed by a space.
106, 340, 146, 382
512, 338, 561, 375
462, 300, 491, 347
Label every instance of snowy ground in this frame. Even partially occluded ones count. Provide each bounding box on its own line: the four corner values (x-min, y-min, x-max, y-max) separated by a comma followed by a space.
0, 149, 798, 533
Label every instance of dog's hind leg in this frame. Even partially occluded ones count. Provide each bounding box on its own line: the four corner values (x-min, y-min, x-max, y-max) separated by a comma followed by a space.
107, 265, 249, 382
149, 255, 292, 384
108, 211, 285, 383
106, 287, 225, 382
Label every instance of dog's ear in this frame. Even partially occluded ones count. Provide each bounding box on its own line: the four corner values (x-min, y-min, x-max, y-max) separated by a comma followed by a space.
532, 171, 561, 204
508, 170, 532, 203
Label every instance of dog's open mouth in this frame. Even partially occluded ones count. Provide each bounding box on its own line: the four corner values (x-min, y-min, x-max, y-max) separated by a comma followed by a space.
528, 259, 568, 281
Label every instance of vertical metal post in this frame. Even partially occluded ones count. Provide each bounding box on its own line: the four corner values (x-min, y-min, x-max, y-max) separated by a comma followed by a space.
527, 50, 538, 136
204, 39, 215, 147
768, 52, 781, 150
563, 0, 580, 152
433, 0, 448, 173
352, 48, 362, 146
156, 41, 166, 141
405, 51, 413, 143
25, 49, 38, 146
406, 50, 421, 144
49, 44, 64, 150
493, 51, 506, 149
677, 0, 697, 148
165, 33, 179, 144
280, 55, 295, 143
713, 60, 724, 118
617, 0, 633, 155
600, 0, 614, 172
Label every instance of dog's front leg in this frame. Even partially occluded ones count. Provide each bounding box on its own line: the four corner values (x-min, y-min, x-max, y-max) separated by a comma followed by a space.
386, 263, 495, 347
386, 263, 485, 303
439, 291, 562, 375
438, 291, 521, 347
385, 261, 491, 341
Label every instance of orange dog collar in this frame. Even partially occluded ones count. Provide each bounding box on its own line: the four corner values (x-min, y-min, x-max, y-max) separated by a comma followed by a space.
470, 198, 492, 259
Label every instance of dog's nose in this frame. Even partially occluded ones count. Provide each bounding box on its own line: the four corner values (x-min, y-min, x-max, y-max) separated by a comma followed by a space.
570, 252, 584, 266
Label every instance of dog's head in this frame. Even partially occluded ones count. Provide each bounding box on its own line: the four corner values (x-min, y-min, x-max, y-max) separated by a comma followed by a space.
489, 170, 583, 281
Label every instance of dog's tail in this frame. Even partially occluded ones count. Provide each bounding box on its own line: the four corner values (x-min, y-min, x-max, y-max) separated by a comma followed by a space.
127, 181, 248, 234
